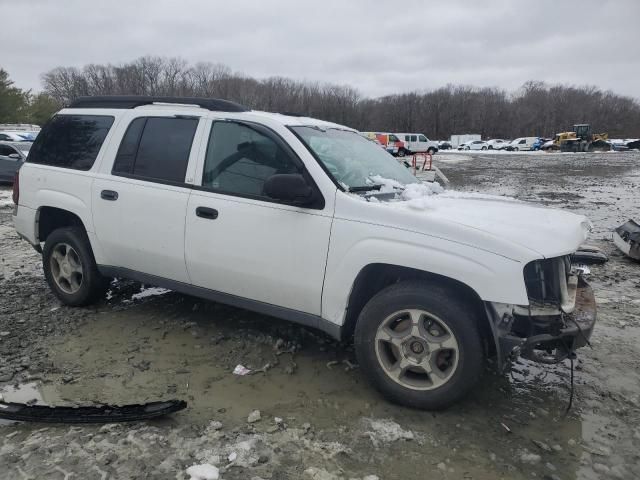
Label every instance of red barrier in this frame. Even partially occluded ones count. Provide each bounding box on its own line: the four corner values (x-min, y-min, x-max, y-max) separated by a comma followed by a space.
411, 153, 433, 173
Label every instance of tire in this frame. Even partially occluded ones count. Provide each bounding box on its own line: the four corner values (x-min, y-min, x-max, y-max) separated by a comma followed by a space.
481, 146, 487, 150
427, 147, 436, 155
397, 148, 406, 157
514, 147, 519, 152
43, 227, 108, 306
354, 281, 485, 410
488, 145, 493, 150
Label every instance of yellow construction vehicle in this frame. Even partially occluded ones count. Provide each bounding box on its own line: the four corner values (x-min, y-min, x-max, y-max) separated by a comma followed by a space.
546, 124, 610, 152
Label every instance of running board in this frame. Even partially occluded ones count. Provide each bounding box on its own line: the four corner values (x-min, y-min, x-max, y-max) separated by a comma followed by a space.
0, 399, 187, 423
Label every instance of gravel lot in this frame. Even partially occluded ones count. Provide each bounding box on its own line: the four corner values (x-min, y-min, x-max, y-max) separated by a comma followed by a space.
1, 151, 639, 479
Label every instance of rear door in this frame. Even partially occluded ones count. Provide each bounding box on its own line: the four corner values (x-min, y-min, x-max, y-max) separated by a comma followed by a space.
92, 114, 205, 283
184, 119, 333, 315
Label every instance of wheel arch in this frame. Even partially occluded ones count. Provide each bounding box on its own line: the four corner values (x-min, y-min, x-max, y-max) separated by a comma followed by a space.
37, 206, 87, 244
341, 263, 496, 356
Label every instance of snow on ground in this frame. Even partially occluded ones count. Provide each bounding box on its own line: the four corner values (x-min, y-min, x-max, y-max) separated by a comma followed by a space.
0, 189, 13, 207
131, 286, 171, 300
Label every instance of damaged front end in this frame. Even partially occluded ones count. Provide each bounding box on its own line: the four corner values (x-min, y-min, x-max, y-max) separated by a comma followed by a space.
486, 256, 596, 370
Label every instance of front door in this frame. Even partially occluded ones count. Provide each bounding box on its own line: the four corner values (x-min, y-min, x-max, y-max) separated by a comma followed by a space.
185, 120, 333, 315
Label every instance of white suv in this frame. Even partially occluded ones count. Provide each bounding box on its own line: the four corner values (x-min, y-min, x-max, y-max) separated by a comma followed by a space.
12, 96, 597, 409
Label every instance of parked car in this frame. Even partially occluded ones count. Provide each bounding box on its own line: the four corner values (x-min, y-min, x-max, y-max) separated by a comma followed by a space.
438, 141, 452, 150
460, 140, 488, 151
608, 140, 629, 152
13, 95, 597, 410
0, 131, 33, 142
506, 137, 538, 151
0, 141, 29, 182
396, 133, 438, 155
486, 139, 508, 150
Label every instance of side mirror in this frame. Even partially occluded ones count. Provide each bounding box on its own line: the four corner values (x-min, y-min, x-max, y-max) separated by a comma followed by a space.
264, 174, 313, 205
8, 153, 20, 160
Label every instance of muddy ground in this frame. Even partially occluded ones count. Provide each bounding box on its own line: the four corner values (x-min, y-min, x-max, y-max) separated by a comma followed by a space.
0, 151, 639, 480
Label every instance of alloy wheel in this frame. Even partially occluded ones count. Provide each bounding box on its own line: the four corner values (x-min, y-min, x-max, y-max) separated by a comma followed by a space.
374, 309, 459, 390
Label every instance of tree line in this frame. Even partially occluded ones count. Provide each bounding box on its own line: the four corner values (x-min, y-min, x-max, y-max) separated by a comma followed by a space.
3, 56, 640, 139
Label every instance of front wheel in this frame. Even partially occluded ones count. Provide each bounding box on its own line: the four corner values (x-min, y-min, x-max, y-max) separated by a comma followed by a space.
43, 227, 108, 306
397, 148, 406, 157
427, 147, 436, 154
514, 147, 519, 151
354, 281, 485, 409
481, 146, 487, 150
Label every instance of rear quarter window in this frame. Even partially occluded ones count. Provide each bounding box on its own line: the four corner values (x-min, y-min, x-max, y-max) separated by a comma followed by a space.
27, 114, 114, 170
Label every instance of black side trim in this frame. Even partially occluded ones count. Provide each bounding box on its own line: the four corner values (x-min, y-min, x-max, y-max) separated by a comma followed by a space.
98, 266, 342, 339
69, 96, 248, 112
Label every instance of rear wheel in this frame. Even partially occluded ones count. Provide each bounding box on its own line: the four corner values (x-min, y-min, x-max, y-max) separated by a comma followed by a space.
354, 281, 485, 409
43, 227, 107, 306
481, 146, 487, 150
397, 148, 406, 157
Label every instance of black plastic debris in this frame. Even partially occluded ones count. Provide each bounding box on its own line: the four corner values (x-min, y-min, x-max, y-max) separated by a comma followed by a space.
571, 244, 609, 264
0, 399, 187, 423
613, 220, 640, 260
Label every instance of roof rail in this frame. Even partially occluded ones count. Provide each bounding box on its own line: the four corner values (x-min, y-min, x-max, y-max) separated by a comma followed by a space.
68, 96, 248, 112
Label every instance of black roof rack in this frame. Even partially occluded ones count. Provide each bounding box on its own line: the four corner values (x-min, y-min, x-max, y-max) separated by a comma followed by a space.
68, 96, 248, 112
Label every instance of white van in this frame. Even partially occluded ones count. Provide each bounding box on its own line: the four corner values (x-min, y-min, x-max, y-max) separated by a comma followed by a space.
509, 137, 538, 151
396, 133, 439, 155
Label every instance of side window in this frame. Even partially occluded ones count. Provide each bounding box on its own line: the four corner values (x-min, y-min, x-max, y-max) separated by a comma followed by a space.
404, 135, 410, 142
519, 139, 526, 144
202, 121, 300, 198
418, 135, 427, 142
112, 117, 198, 183
411, 135, 417, 142
27, 115, 114, 170
0, 134, 9, 141
112, 117, 146, 174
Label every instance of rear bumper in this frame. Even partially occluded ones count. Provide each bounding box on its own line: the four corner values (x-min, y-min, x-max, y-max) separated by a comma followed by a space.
12, 204, 38, 247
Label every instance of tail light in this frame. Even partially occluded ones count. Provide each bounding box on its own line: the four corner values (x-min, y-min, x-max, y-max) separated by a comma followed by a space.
12, 170, 19, 205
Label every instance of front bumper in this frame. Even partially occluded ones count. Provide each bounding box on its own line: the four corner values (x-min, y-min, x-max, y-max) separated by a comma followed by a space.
489, 277, 596, 368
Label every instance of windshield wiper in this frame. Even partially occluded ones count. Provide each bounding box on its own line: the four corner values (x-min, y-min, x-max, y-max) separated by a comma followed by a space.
348, 184, 382, 192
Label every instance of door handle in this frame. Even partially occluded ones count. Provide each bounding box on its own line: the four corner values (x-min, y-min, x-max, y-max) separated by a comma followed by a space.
196, 206, 218, 219
100, 190, 119, 201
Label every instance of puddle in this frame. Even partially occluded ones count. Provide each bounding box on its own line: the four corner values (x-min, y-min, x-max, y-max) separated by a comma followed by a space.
0, 382, 48, 426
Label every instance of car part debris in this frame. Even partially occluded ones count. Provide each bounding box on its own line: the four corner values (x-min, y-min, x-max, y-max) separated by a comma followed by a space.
613, 219, 640, 260
571, 245, 608, 264
0, 399, 186, 423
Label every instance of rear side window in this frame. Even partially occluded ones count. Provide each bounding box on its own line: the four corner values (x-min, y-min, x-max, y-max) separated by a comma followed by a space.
112, 117, 198, 183
27, 115, 114, 170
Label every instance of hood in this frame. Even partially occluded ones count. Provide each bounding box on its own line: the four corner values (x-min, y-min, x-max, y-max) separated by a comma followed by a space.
337, 185, 590, 262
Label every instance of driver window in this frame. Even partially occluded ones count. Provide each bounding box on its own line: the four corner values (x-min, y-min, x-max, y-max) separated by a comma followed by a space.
202, 122, 300, 197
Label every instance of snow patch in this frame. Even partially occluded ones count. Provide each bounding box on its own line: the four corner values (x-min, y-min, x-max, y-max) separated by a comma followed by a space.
0, 189, 13, 208
186, 463, 219, 480
362, 418, 414, 447
131, 287, 170, 300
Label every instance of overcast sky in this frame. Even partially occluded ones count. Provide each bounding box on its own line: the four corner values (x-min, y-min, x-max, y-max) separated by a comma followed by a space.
2, 0, 639, 99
